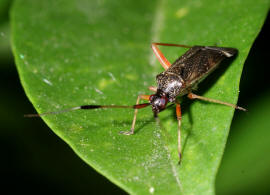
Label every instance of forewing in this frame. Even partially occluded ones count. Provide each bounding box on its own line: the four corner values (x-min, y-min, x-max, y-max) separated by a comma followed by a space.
168, 46, 237, 88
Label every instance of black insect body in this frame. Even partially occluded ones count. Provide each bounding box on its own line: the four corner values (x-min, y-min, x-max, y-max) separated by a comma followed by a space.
152, 45, 237, 111
26, 43, 245, 163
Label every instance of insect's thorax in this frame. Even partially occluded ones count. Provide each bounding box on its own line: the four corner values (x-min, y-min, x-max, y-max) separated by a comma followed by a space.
156, 72, 185, 102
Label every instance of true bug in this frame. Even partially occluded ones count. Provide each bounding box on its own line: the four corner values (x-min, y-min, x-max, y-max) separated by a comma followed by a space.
26, 43, 246, 162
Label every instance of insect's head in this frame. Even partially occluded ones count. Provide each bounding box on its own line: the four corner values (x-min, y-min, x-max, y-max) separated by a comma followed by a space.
149, 93, 168, 115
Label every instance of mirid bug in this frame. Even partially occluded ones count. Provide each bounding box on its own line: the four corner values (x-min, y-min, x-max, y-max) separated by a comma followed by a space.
25, 43, 246, 163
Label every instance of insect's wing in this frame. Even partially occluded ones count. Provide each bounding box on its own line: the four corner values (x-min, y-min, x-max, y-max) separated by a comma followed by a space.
168, 46, 237, 88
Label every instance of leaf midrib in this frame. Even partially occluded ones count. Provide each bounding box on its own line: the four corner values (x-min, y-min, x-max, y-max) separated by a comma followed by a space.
148, 0, 183, 192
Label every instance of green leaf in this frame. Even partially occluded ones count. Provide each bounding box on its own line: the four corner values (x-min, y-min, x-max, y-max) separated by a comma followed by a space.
11, 0, 269, 194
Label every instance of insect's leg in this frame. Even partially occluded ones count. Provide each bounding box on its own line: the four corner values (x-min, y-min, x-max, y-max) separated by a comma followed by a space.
119, 94, 151, 135
151, 43, 171, 70
187, 93, 247, 111
151, 43, 192, 70
176, 103, 182, 163
148, 86, 157, 92
153, 42, 192, 48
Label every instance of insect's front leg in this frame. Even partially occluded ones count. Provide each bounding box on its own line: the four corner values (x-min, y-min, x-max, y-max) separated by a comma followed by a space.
148, 86, 157, 92
119, 94, 150, 135
176, 103, 182, 164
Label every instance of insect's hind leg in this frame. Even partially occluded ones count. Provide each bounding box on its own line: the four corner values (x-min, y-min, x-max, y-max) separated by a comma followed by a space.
119, 94, 151, 135
187, 92, 247, 111
152, 43, 192, 48
151, 43, 192, 70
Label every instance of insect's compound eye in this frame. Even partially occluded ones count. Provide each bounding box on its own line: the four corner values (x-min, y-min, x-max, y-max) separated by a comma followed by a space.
159, 98, 166, 107
149, 94, 168, 113
152, 96, 168, 111
159, 96, 168, 109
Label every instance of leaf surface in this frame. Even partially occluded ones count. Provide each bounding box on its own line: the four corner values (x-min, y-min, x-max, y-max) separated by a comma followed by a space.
11, 0, 269, 194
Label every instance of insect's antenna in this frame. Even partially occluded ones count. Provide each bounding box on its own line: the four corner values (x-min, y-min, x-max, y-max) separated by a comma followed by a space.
24, 103, 150, 118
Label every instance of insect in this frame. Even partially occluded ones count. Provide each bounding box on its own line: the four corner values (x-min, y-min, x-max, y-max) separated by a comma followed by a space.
26, 43, 246, 163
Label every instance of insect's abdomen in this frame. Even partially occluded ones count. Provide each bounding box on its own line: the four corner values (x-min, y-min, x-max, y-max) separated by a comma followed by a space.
167, 46, 237, 87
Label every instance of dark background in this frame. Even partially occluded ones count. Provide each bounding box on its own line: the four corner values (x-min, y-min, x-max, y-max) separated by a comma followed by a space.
0, 1, 269, 194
